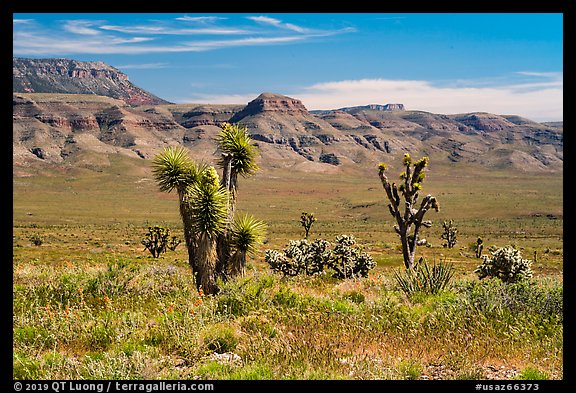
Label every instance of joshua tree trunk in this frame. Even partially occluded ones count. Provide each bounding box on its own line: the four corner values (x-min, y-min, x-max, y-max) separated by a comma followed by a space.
228, 250, 246, 278
216, 153, 233, 279
178, 188, 197, 273
195, 233, 219, 295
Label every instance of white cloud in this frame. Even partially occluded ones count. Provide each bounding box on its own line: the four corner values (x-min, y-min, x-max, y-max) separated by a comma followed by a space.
294, 77, 563, 121
515, 71, 563, 79
99, 24, 249, 35
175, 16, 227, 23
178, 76, 563, 122
247, 16, 310, 33
13, 15, 353, 56
62, 20, 101, 35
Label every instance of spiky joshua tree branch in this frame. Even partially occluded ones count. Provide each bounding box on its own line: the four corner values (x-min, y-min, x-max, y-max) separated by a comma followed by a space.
378, 154, 439, 270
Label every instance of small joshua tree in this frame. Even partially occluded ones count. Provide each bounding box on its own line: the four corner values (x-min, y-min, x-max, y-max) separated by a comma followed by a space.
475, 245, 533, 283
378, 154, 439, 270
300, 212, 316, 239
474, 237, 484, 258
141, 225, 180, 258
441, 219, 458, 249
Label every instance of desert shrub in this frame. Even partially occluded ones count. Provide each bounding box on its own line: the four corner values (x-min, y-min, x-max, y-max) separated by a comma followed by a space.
86, 258, 138, 299
203, 324, 239, 353
475, 246, 533, 283
514, 367, 550, 380
265, 235, 375, 279
29, 233, 43, 246
394, 258, 455, 296
215, 274, 275, 317
455, 278, 562, 321
397, 359, 423, 380
342, 290, 365, 304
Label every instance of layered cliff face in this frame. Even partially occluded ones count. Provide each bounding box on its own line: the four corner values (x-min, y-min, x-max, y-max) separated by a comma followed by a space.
12, 90, 563, 174
13, 58, 170, 106
13, 93, 184, 164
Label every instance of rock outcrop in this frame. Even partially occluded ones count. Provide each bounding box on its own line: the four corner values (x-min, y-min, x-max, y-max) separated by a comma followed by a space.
230, 93, 308, 122
13, 57, 170, 106
337, 103, 406, 112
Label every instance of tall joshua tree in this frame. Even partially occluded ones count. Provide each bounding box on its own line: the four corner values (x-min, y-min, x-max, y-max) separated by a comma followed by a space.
378, 154, 439, 270
152, 146, 206, 272
189, 167, 229, 294
151, 124, 263, 294
215, 122, 259, 277
152, 148, 226, 294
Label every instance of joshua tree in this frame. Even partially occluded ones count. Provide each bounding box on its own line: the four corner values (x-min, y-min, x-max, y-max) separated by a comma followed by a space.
151, 124, 263, 294
216, 122, 259, 217
378, 154, 439, 270
441, 219, 458, 249
215, 122, 259, 277
229, 213, 267, 277
152, 146, 206, 271
300, 212, 316, 239
474, 237, 484, 258
141, 225, 180, 258
152, 149, 227, 294
189, 167, 229, 294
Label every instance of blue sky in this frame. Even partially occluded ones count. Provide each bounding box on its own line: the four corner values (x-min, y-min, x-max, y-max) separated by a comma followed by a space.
13, 13, 563, 121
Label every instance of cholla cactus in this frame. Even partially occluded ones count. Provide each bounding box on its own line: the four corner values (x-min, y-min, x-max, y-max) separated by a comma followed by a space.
475, 246, 533, 283
330, 235, 375, 279
265, 235, 375, 279
265, 249, 298, 276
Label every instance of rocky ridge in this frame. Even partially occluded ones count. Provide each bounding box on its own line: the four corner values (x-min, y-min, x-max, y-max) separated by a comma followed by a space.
13, 90, 563, 174
12, 57, 563, 174
13, 58, 170, 106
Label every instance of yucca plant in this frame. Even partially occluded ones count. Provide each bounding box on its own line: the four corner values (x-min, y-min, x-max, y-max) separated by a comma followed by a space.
394, 258, 455, 296
229, 213, 267, 277
217, 122, 259, 186
152, 145, 203, 194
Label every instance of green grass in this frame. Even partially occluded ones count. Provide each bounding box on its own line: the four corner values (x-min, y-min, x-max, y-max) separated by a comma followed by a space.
12, 261, 563, 380
13, 154, 563, 379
